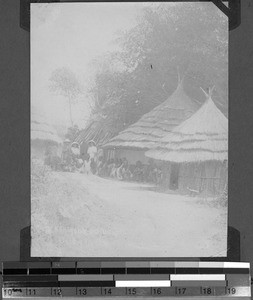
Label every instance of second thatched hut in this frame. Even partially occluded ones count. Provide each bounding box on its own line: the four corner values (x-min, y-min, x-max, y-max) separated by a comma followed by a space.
103, 80, 199, 164
145, 90, 228, 195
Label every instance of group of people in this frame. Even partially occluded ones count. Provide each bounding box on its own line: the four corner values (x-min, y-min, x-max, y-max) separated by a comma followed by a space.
81, 151, 163, 185
45, 139, 163, 185
96, 157, 163, 184
60, 140, 83, 172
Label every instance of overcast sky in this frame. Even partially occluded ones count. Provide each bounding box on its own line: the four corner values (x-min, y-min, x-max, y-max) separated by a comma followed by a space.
31, 2, 148, 128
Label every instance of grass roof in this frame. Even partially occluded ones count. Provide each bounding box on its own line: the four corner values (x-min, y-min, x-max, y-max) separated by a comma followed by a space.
75, 117, 116, 146
145, 94, 228, 163
104, 82, 199, 150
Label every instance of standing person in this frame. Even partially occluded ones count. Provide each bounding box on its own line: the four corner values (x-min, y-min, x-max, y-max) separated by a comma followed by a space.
87, 141, 98, 174
81, 155, 91, 175
71, 142, 80, 157
87, 140, 98, 161
70, 142, 81, 171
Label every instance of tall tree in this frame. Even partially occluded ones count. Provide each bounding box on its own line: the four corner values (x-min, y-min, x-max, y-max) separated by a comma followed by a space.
50, 67, 82, 126
88, 3, 228, 138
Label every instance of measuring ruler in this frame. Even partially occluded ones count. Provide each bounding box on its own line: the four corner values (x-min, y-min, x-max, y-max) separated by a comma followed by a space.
1, 261, 251, 298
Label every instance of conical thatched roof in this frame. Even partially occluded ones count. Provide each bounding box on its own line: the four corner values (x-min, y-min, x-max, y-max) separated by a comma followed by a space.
103, 81, 199, 150
75, 114, 117, 146
145, 93, 228, 162
31, 111, 61, 144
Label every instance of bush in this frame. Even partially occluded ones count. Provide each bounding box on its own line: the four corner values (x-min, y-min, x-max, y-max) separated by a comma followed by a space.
31, 158, 51, 197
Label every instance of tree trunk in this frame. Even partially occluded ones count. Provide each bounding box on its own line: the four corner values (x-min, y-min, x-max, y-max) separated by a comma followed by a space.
68, 97, 73, 127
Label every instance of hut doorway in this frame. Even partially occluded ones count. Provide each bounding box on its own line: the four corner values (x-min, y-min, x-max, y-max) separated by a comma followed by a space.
169, 163, 179, 190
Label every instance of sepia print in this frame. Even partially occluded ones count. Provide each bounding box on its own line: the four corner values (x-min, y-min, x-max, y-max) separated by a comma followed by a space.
31, 2, 228, 257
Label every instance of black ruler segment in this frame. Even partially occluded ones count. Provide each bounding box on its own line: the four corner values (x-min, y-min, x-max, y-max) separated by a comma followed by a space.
59, 281, 115, 287
101, 268, 125, 274
77, 268, 100, 274
3, 282, 58, 288
3, 281, 115, 288
29, 268, 51, 275
151, 268, 176, 274
199, 268, 224, 274
52, 268, 76, 274
174, 268, 199, 274
224, 268, 250, 274
3, 269, 27, 275
3, 275, 57, 282
127, 268, 150, 274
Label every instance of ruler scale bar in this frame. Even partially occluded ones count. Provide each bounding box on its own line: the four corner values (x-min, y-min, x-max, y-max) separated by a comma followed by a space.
2, 287, 252, 297
1, 261, 251, 298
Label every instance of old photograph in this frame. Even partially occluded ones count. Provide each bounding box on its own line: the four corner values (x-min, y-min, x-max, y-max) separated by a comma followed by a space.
31, 2, 228, 257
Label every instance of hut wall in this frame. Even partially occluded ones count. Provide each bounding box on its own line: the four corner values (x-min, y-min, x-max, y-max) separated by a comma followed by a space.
113, 149, 150, 165
106, 149, 149, 165
161, 162, 171, 187
178, 161, 227, 195
103, 149, 114, 161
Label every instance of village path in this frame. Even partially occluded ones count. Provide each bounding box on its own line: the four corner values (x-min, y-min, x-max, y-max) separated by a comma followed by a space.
32, 171, 227, 258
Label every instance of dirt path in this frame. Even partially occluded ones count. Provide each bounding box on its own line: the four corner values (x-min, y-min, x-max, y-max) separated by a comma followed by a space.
31, 171, 227, 257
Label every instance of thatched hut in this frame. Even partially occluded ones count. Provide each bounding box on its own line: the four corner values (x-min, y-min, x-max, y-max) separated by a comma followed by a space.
103, 81, 199, 164
31, 111, 62, 160
145, 91, 228, 195
75, 114, 117, 158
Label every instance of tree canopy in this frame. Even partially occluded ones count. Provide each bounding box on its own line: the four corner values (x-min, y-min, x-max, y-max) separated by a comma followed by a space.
87, 3, 228, 137
50, 67, 82, 126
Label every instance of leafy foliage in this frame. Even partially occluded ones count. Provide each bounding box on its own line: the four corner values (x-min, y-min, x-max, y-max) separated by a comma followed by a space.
87, 3, 228, 139
50, 67, 82, 126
